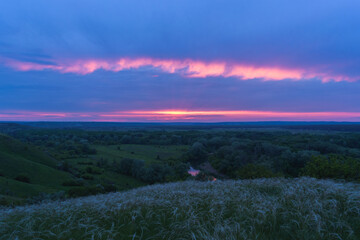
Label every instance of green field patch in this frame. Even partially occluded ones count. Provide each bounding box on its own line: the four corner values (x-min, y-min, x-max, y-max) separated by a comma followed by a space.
92, 144, 188, 163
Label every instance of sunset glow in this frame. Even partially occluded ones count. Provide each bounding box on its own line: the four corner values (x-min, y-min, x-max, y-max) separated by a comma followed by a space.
2, 110, 360, 122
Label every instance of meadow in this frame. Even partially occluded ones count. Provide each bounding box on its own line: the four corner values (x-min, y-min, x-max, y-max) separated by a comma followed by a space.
1, 177, 359, 240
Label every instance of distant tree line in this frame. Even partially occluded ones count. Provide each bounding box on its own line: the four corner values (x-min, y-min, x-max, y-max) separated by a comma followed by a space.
6, 128, 360, 181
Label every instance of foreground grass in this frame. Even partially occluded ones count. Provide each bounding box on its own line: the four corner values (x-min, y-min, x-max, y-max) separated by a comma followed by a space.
1, 178, 359, 240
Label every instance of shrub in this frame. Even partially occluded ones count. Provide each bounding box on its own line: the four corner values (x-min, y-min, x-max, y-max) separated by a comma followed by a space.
67, 184, 116, 198
117, 158, 135, 175
0, 197, 9, 206
57, 161, 71, 172
85, 166, 102, 175
62, 179, 84, 187
302, 155, 360, 180
185, 142, 208, 164
235, 164, 278, 179
81, 174, 94, 180
103, 184, 117, 193
141, 163, 171, 184
78, 161, 93, 165
96, 158, 108, 168
14, 175, 30, 183
194, 171, 216, 181
27, 191, 66, 204
67, 186, 104, 198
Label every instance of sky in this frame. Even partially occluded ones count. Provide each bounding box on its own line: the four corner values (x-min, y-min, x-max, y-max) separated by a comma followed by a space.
1, 0, 360, 122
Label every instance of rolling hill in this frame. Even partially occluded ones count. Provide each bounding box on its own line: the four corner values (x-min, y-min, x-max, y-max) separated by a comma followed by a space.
0, 134, 73, 200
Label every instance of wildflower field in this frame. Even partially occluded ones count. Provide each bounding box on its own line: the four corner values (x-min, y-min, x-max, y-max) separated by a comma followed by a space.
1, 177, 359, 240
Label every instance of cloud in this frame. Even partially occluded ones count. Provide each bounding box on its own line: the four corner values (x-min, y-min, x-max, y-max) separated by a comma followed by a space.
1, 66, 360, 114
0, 0, 360, 81
2, 57, 356, 82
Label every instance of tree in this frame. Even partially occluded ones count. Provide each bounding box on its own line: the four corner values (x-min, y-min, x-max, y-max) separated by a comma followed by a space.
186, 142, 207, 165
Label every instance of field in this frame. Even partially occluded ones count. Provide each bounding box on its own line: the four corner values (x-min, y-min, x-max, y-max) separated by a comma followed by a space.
92, 144, 189, 163
1, 177, 359, 240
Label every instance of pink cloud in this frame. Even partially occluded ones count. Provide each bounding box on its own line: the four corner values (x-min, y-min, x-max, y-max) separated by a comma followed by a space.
1, 57, 358, 82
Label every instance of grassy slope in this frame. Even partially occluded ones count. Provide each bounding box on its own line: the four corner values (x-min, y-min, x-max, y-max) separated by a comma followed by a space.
0, 134, 73, 198
0, 177, 55, 198
0, 134, 56, 167
1, 177, 359, 240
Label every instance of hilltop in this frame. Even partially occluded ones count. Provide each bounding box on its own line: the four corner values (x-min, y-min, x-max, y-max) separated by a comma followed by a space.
1, 177, 359, 240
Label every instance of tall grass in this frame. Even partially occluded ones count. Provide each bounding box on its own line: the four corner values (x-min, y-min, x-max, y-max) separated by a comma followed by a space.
1, 177, 359, 240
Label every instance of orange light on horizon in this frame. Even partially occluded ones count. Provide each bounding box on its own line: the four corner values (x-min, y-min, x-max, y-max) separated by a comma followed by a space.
1, 109, 360, 121
128, 110, 360, 118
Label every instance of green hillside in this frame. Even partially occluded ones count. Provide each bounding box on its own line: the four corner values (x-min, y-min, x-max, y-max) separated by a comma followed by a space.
0, 134, 73, 199
1, 178, 359, 240
0, 133, 57, 167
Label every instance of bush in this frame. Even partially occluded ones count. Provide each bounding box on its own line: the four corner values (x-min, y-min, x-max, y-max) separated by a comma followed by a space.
85, 166, 102, 175
81, 174, 94, 180
57, 161, 71, 172
116, 158, 136, 175
27, 191, 66, 204
103, 184, 117, 193
194, 171, 216, 181
67, 186, 103, 198
235, 164, 279, 179
141, 163, 171, 184
62, 179, 84, 187
0, 196, 23, 207
14, 175, 30, 183
116, 158, 146, 179
276, 150, 319, 177
67, 184, 116, 198
78, 161, 93, 165
0, 197, 9, 206
185, 142, 208, 164
96, 158, 108, 168
302, 155, 360, 180
115, 158, 174, 184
